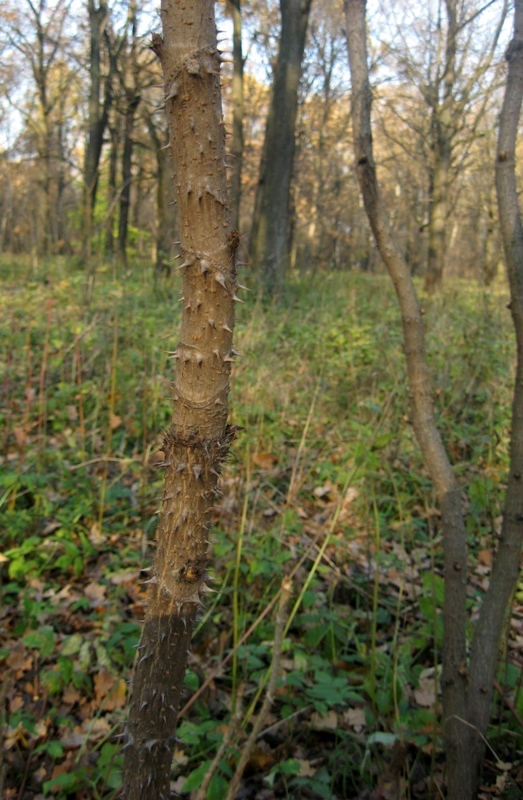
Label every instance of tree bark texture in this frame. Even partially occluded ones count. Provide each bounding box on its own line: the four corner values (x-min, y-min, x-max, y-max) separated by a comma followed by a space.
121, 1, 239, 797
249, 0, 312, 297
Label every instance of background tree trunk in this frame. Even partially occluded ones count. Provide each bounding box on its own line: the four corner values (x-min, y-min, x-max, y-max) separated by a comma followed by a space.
104, 118, 119, 258
426, 126, 451, 291
121, 0, 239, 797
466, 0, 523, 784
424, 0, 456, 292
145, 110, 174, 275
344, 6, 471, 793
116, 92, 140, 269
82, 0, 109, 263
249, 0, 313, 297
229, 0, 244, 233
346, 1, 523, 796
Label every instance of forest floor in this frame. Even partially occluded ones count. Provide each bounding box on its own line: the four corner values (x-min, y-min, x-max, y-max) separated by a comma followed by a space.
1, 256, 522, 800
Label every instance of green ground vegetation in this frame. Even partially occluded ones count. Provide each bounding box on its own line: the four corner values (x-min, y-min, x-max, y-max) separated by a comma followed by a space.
0, 257, 522, 799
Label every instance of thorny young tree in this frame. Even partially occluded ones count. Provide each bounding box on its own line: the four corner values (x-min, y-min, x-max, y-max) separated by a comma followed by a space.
345, 0, 523, 798
121, 1, 242, 797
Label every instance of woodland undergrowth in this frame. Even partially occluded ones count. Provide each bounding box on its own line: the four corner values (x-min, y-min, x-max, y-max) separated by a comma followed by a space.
0, 257, 522, 799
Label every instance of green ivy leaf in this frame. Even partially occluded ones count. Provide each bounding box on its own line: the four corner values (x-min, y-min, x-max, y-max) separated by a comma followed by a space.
182, 761, 212, 792
23, 627, 56, 657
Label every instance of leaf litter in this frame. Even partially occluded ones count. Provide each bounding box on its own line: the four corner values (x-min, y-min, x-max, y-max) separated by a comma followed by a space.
0, 265, 522, 798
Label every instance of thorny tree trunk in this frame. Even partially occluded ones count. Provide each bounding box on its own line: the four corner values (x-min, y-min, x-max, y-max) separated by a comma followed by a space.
121, 1, 240, 798
249, 0, 313, 297
345, 1, 523, 798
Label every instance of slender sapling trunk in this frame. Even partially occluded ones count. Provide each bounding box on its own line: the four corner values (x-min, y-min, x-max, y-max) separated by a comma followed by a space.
122, 1, 240, 796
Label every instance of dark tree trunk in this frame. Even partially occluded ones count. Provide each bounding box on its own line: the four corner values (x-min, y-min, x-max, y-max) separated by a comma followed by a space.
249, 0, 313, 297
82, 0, 110, 262
425, 123, 451, 291
483, 188, 500, 284
54, 110, 67, 251
105, 119, 119, 258
117, 92, 140, 269
146, 113, 174, 275
121, 0, 239, 797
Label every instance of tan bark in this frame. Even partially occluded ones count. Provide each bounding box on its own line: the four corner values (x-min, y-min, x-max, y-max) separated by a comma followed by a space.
121, 1, 239, 797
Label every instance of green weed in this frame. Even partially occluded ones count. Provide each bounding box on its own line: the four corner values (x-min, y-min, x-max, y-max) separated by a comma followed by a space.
0, 257, 518, 798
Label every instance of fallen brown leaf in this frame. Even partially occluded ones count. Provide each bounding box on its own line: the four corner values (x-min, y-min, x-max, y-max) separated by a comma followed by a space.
6, 641, 32, 673
252, 452, 278, 470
